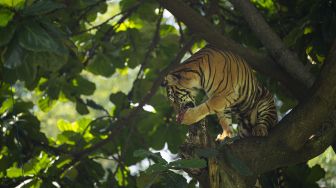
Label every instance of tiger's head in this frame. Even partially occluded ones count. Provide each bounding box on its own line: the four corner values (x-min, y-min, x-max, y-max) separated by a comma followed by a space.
161, 66, 201, 109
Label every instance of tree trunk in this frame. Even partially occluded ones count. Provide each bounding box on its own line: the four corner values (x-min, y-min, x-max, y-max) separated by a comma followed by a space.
179, 119, 257, 188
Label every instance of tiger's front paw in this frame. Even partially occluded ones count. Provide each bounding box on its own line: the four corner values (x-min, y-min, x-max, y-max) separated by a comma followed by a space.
176, 108, 198, 125
215, 130, 233, 141
252, 125, 268, 136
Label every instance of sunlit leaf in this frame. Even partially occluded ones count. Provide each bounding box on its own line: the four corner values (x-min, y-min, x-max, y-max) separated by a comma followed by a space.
0, 0, 25, 8
37, 96, 55, 112
0, 98, 14, 114
57, 119, 78, 132
6, 166, 22, 178
0, 8, 14, 27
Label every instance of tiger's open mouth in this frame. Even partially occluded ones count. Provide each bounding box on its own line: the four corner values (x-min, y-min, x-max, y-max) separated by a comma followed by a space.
166, 86, 195, 123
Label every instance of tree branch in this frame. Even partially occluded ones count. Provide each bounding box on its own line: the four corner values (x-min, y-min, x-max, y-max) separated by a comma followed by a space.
228, 0, 315, 88
157, 0, 308, 99
218, 47, 336, 174
159, 0, 336, 159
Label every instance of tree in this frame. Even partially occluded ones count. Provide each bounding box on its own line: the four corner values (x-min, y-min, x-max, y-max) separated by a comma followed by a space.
0, 0, 335, 187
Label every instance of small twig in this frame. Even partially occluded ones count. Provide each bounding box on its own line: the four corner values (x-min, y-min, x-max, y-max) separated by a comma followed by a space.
72, 4, 136, 36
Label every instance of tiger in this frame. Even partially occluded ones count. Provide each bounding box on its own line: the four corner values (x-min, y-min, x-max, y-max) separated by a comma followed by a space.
161, 45, 278, 140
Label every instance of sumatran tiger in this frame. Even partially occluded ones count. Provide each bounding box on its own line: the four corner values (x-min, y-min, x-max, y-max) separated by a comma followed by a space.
161, 45, 278, 140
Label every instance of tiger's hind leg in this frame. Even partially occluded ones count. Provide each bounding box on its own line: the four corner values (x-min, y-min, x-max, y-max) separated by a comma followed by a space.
216, 109, 233, 141
252, 95, 277, 137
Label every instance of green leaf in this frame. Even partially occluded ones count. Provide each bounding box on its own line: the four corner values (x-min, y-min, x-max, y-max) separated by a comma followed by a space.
57, 131, 82, 145
145, 163, 168, 174
133, 149, 167, 164
87, 53, 115, 77
37, 96, 55, 112
109, 92, 129, 116
0, 0, 24, 8
306, 165, 325, 183
25, 51, 67, 72
6, 166, 22, 178
57, 119, 76, 132
0, 98, 14, 114
136, 171, 162, 188
109, 92, 127, 107
23, 0, 65, 16
2, 39, 24, 68
76, 99, 90, 115
161, 171, 188, 188
90, 118, 111, 135
18, 21, 66, 55
0, 23, 16, 46
0, 8, 14, 27
17, 55, 37, 85
168, 159, 207, 169
72, 76, 96, 96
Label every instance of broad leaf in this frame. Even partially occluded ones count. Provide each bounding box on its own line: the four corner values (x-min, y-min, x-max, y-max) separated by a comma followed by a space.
17, 55, 37, 85
37, 96, 55, 112
0, 0, 24, 8
2, 39, 24, 68
18, 21, 66, 55
133, 149, 167, 164
145, 163, 168, 174
71, 76, 96, 96
23, 1, 65, 16
168, 159, 207, 169
87, 53, 115, 77
76, 99, 90, 115
0, 8, 14, 27
0, 23, 16, 46
25, 51, 67, 72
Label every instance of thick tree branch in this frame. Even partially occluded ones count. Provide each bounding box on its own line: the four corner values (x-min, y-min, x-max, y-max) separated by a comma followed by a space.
157, 0, 307, 99
218, 47, 336, 174
159, 0, 336, 158
229, 0, 315, 88
283, 41, 336, 149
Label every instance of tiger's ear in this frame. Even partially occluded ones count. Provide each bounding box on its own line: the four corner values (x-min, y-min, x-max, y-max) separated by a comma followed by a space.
166, 74, 179, 84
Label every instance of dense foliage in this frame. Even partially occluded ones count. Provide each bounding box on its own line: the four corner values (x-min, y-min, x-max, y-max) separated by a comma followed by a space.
0, 0, 335, 187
